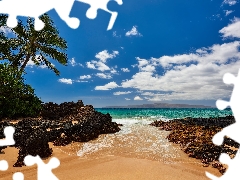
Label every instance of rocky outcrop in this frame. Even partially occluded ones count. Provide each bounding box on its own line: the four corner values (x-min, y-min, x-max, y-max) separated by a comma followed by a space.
0, 100, 120, 167
150, 116, 239, 174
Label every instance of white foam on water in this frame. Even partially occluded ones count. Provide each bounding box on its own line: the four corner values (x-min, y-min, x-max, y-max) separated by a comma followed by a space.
76, 120, 184, 164
112, 118, 155, 135
77, 136, 113, 157
112, 118, 154, 125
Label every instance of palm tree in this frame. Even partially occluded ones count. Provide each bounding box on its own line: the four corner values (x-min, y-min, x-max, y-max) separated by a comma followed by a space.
0, 14, 68, 76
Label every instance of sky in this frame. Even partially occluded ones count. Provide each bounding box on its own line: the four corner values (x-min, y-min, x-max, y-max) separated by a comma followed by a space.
1, 0, 240, 108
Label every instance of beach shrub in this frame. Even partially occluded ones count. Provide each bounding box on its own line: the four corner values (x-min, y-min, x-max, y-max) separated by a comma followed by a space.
0, 63, 42, 119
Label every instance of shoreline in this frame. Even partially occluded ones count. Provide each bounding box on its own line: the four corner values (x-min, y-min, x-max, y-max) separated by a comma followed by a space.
0, 141, 222, 180
150, 115, 238, 174
0, 101, 235, 179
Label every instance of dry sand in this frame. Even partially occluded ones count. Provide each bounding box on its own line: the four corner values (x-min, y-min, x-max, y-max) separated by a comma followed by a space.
0, 123, 223, 180
0, 141, 222, 180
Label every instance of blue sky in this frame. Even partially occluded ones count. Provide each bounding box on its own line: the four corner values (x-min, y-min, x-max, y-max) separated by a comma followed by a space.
2, 0, 240, 108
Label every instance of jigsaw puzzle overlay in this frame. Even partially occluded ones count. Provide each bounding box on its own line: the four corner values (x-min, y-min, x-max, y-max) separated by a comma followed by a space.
0, 126, 60, 180
0, 0, 123, 31
205, 70, 240, 179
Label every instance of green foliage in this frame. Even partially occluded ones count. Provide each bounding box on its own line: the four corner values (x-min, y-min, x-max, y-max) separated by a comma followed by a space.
0, 63, 42, 119
0, 14, 68, 76
0, 14, 68, 119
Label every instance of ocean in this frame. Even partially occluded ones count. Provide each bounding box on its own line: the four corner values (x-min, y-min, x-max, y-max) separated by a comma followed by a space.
72, 108, 233, 162
95, 108, 233, 124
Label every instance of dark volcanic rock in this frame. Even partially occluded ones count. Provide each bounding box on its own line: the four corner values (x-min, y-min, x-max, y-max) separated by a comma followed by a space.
40, 100, 84, 120
150, 116, 239, 174
0, 100, 120, 167
13, 126, 53, 167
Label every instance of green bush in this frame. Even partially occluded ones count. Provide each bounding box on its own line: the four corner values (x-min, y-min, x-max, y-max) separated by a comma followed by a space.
0, 63, 42, 119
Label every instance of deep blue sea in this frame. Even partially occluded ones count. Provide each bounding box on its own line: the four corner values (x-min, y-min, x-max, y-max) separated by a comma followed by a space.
95, 108, 233, 124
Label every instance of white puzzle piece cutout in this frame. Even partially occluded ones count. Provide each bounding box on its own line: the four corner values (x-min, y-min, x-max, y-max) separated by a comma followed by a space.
76, 0, 123, 30
206, 69, 240, 179
0, 126, 15, 173
24, 155, 60, 180
0, 0, 78, 31
12, 172, 24, 180
0, 126, 15, 146
212, 71, 240, 146
206, 150, 240, 179
0, 0, 123, 31
0, 160, 8, 171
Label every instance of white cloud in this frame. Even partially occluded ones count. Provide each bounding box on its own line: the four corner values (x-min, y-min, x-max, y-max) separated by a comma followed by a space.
86, 50, 119, 72
95, 50, 119, 63
96, 73, 112, 79
58, 78, 73, 84
126, 26, 142, 37
110, 68, 118, 74
121, 41, 240, 101
80, 75, 91, 79
222, 0, 237, 6
26, 56, 54, 69
224, 10, 234, 16
125, 98, 131, 100
76, 80, 88, 83
219, 17, 240, 38
69, 58, 77, 66
95, 81, 119, 90
39, 64, 48, 69
26, 59, 35, 68
96, 61, 111, 71
134, 96, 143, 100
113, 91, 132, 95
121, 68, 130, 72
86, 61, 96, 69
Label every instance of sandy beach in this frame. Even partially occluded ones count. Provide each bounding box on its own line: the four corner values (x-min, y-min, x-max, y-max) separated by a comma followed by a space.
0, 132, 222, 180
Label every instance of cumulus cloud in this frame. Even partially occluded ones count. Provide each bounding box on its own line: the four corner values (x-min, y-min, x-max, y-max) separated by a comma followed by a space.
121, 41, 240, 101
219, 17, 240, 38
95, 50, 119, 63
58, 78, 73, 84
86, 50, 119, 72
113, 91, 132, 95
96, 61, 111, 71
69, 58, 77, 66
80, 75, 91, 79
26, 56, 55, 69
134, 96, 143, 100
222, 0, 237, 6
96, 73, 112, 79
125, 98, 131, 100
95, 81, 119, 90
125, 26, 142, 37
69, 58, 83, 67
121, 68, 130, 72
26, 60, 35, 67
110, 68, 118, 74
86, 61, 96, 69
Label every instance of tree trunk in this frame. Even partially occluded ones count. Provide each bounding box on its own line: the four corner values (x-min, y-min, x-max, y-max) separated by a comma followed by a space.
19, 54, 30, 75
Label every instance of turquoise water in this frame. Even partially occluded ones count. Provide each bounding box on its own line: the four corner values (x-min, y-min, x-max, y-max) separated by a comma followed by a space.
96, 108, 233, 121
75, 108, 233, 160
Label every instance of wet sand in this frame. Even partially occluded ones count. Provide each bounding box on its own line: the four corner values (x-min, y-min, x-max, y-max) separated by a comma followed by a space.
0, 124, 222, 180
0, 143, 221, 180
